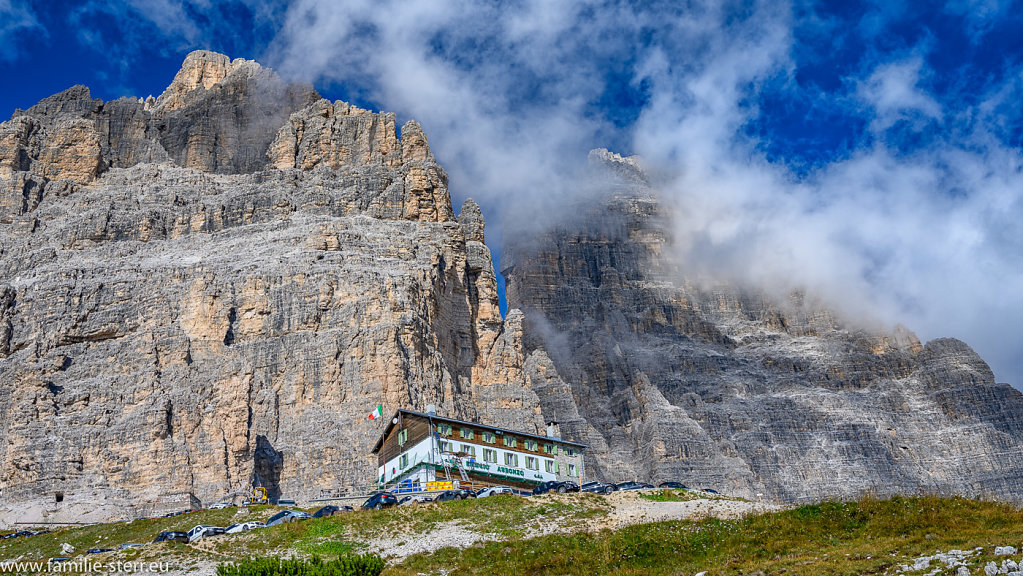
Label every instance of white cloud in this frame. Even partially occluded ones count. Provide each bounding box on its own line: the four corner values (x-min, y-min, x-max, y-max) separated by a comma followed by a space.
256, 0, 1023, 386
0, 0, 44, 62
857, 57, 943, 132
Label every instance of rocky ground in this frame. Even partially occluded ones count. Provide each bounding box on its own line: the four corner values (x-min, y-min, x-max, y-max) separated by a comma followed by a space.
892, 546, 1022, 576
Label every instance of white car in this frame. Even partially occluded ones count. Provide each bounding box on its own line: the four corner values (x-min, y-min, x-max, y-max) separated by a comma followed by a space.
225, 521, 264, 534
186, 525, 223, 542
476, 485, 514, 498
208, 502, 232, 510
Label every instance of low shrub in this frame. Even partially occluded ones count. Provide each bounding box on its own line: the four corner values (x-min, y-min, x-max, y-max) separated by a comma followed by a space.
217, 554, 385, 576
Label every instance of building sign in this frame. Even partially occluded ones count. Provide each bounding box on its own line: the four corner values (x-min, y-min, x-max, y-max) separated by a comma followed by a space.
497, 466, 525, 477
443, 457, 529, 480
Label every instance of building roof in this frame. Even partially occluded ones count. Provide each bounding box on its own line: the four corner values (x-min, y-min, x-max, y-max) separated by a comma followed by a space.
371, 408, 588, 454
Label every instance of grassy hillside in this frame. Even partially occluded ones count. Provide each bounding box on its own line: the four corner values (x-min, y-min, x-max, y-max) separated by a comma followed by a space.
390, 496, 1023, 575
2, 494, 1021, 575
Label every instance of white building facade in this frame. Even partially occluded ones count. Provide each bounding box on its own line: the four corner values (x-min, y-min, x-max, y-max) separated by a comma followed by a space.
372, 409, 587, 491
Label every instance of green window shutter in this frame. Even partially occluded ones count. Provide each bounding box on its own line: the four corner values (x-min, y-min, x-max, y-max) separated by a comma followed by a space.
556, 462, 560, 474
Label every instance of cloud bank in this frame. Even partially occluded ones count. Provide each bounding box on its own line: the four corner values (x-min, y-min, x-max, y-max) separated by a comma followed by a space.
260, 0, 1023, 386
18, 0, 1023, 386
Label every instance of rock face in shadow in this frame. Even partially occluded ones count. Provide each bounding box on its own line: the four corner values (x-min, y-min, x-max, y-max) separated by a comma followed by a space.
502, 149, 1023, 503
0, 51, 555, 527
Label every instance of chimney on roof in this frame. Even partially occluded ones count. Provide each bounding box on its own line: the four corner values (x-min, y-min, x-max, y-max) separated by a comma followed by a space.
426, 404, 437, 416
546, 421, 560, 439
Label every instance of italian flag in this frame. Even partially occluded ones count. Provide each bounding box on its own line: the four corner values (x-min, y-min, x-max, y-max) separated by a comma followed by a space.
367, 404, 384, 420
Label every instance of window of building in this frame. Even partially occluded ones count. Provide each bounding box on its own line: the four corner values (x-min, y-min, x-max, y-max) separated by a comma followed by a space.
566, 447, 575, 457
460, 444, 476, 457
503, 436, 518, 448
440, 440, 450, 452
544, 443, 558, 455
460, 427, 475, 440
545, 460, 555, 473
525, 456, 538, 470
568, 463, 577, 477
524, 439, 538, 451
482, 431, 496, 443
399, 454, 409, 468
504, 452, 519, 467
483, 448, 497, 463
397, 429, 408, 446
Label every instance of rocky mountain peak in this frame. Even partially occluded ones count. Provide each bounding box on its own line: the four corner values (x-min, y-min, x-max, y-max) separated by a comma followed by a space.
0, 51, 529, 527
588, 147, 648, 185
3, 52, 1022, 529
155, 50, 257, 111
458, 198, 485, 242
504, 147, 1023, 503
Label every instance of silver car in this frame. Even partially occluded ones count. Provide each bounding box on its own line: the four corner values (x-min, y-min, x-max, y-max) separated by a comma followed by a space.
265, 510, 311, 527
476, 485, 514, 498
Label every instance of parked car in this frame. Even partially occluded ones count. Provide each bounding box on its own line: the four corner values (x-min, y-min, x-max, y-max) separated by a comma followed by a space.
152, 531, 189, 544
12, 531, 33, 538
658, 482, 688, 489
615, 481, 654, 491
398, 494, 434, 506
265, 510, 312, 526
476, 485, 514, 498
580, 481, 616, 494
361, 492, 399, 510
86, 548, 115, 554
276, 499, 297, 506
312, 505, 353, 518
701, 488, 720, 495
186, 525, 225, 542
118, 543, 145, 550
532, 481, 579, 495
435, 489, 476, 502
48, 557, 72, 564
225, 521, 265, 534
208, 502, 232, 509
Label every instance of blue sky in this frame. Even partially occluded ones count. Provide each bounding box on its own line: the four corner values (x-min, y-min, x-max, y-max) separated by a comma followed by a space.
2, 0, 1022, 387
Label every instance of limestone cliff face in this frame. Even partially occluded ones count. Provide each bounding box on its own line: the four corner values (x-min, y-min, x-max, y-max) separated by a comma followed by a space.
0, 51, 549, 527
503, 150, 1023, 503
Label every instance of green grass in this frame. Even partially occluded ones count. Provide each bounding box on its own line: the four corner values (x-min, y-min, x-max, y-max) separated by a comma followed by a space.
639, 489, 701, 503
386, 495, 1023, 576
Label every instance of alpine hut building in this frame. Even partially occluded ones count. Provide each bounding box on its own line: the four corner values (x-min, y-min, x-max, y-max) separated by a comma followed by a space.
371, 408, 587, 493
